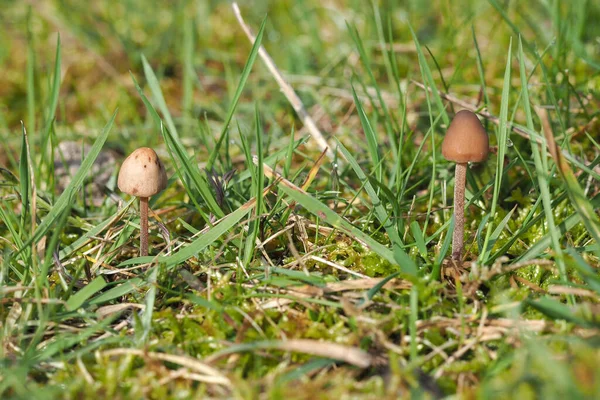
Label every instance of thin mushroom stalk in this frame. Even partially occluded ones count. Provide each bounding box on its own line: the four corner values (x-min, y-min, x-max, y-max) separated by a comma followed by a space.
441, 110, 489, 264
140, 197, 149, 257
451, 163, 467, 261
118, 147, 168, 257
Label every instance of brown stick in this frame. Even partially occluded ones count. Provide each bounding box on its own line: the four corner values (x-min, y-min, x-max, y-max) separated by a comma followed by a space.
231, 3, 338, 163
140, 197, 149, 257
452, 163, 467, 261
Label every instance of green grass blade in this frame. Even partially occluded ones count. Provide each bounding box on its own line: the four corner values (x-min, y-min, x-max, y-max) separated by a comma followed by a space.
409, 286, 418, 360
517, 36, 569, 278
481, 38, 512, 263
565, 249, 600, 294
114, 196, 255, 269
0, 203, 22, 250
371, 0, 395, 98
410, 221, 427, 259
239, 124, 256, 265
207, 16, 267, 169
89, 278, 144, 305
432, 217, 454, 280
141, 265, 158, 343
472, 26, 491, 110
277, 183, 416, 276
524, 297, 596, 328
160, 123, 223, 217
162, 202, 255, 268
515, 209, 585, 264
141, 54, 179, 140
18, 124, 30, 229
277, 359, 336, 384
39, 202, 71, 288
553, 169, 600, 258
283, 126, 296, 178
17, 110, 117, 255
336, 139, 404, 250
185, 294, 224, 312
130, 70, 221, 218
351, 85, 382, 181
65, 276, 107, 311
58, 198, 135, 260
243, 106, 264, 267
361, 271, 401, 306
483, 206, 516, 256
26, 6, 36, 137
181, 12, 194, 125
408, 23, 449, 127
39, 34, 61, 182
32, 316, 117, 362
346, 22, 398, 161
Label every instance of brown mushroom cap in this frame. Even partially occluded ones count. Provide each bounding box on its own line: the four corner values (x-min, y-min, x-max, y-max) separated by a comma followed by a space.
442, 110, 489, 163
117, 147, 168, 197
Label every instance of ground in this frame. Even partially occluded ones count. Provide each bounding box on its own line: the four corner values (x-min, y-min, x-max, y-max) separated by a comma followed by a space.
0, 0, 599, 398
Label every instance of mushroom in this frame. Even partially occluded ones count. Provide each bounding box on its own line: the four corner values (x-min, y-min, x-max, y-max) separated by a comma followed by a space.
442, 110, 489, 262
118, 147, 168, 257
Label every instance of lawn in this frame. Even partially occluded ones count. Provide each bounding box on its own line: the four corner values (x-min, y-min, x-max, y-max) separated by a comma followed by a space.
1, 0, 599, 398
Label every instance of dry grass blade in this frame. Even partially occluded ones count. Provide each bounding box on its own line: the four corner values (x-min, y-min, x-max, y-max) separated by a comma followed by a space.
205, 339, 372, 368
548, 285, 600, 299
101, 349, 230, 385
260, 276, 411, 309
323, 277, 411, 292
301, 148, 329, 191
278, 339, 372, 368
95, 303, 145, 318
535, 106, 600, 255
232, 2, 337, 162
309, 255, 370, 279
254, 156, 295, 189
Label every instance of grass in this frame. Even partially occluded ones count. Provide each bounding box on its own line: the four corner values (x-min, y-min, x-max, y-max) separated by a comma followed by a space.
1, 0, 600, 398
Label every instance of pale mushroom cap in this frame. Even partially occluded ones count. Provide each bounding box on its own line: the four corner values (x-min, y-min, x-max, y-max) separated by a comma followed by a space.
442, 110, 489, 163
118, 147, 168, 197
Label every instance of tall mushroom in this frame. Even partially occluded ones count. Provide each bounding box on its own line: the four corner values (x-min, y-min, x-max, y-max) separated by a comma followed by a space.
442, 110, 489, 262
118, 147, 168, 256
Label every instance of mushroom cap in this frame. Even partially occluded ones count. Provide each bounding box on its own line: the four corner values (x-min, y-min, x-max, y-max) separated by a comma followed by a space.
117, 147, 168, 197
442, 110, 489, 163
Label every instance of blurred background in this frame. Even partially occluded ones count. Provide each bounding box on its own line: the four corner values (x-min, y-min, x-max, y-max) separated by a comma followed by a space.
0, 0, 599, 163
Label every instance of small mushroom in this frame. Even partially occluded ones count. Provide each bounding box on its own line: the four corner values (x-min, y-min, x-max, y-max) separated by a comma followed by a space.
118, 147, 168, 256
442, 110, 489, 262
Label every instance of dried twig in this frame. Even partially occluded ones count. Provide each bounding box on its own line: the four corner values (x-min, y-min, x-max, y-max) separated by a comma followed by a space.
232, 3, 337, 163
411, 80, 533, 141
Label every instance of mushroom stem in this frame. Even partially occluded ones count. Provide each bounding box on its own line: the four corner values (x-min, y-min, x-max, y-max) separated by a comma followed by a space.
452, 163, 467, 261
140, 197, 149, 257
